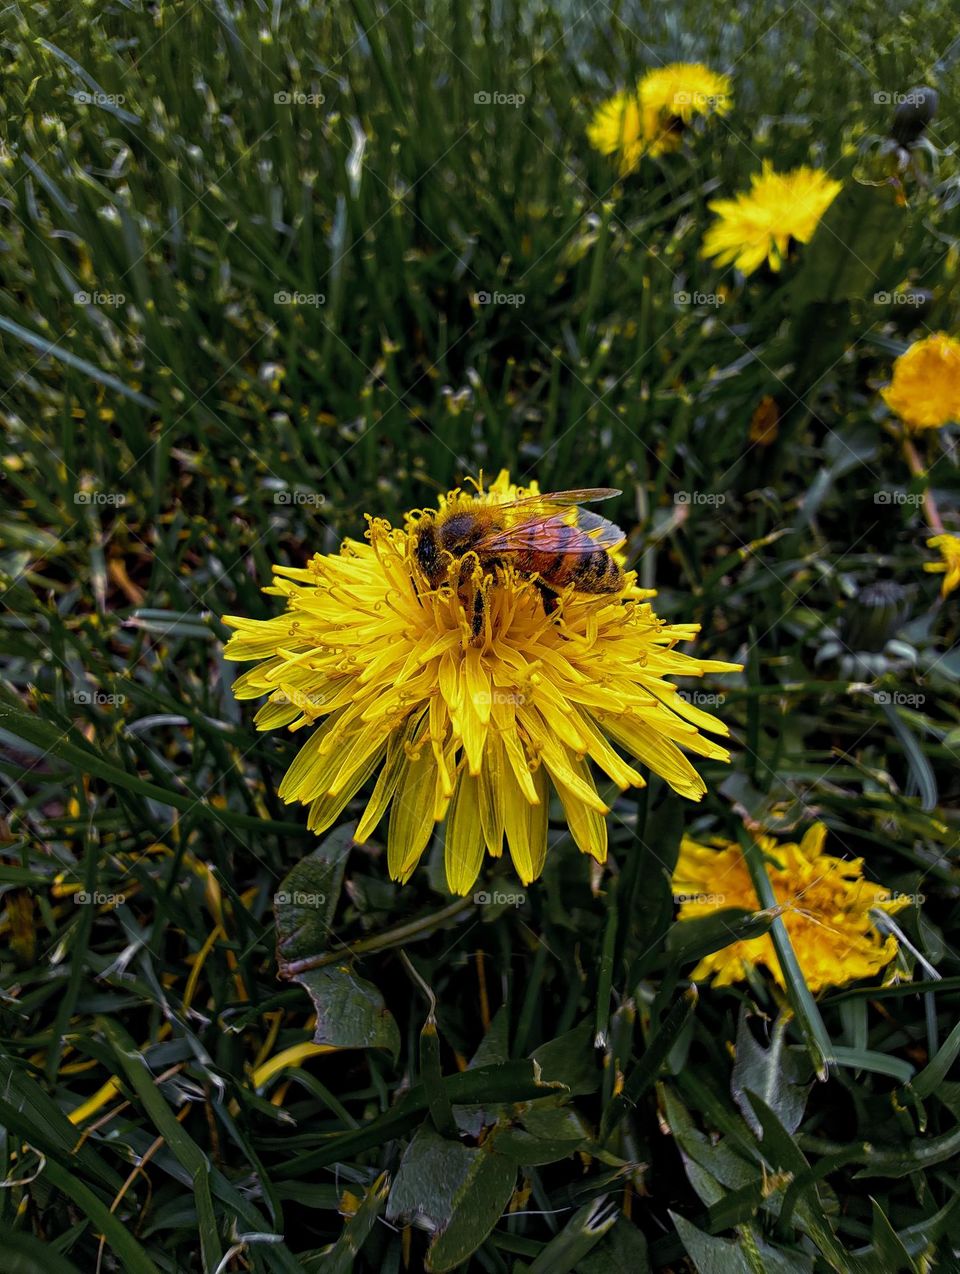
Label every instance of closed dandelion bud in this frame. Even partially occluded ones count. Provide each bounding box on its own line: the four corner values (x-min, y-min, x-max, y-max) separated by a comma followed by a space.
891, 86, 938, 147
843, 581, 909, 651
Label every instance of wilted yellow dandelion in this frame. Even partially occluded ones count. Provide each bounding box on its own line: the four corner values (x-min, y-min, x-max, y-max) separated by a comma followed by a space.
701, 163, 842, 276
671, 823, 908, 991
925, 532, 960, 597
881, 333, 960, 431
587, 63, 731, 174
224, 472, 739, 895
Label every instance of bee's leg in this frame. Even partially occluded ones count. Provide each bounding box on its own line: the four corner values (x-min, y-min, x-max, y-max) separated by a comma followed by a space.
470, 586, 486, 644
533, 578, 559, 616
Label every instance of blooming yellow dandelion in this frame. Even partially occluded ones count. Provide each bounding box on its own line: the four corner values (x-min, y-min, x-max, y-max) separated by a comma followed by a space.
925, 533, 960, 598
223, 472, 739, 896
671, 823, 908, 991
587, 63, 732, 175
587, 89, 647, 177
701, 163, 842, 276
639, 63, 732, 157
881, 333, 960, 431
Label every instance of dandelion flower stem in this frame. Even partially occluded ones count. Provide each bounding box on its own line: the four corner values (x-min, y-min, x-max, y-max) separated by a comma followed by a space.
282, 896, 473, 976
899, 426, 944, 533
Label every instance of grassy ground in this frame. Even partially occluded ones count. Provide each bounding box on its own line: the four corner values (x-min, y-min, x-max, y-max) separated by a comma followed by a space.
2, 1, 960, 1270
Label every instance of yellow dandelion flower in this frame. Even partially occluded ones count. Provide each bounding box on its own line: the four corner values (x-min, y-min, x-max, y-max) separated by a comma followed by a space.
587, 89, 647, 176
223, 472, 740, 896
925, 532, 960, 598
638, 63, 732, 157
587, 63, 731, 174
671, 823, 908, 992
701, 163, 842, 276
880, 332, 960, 431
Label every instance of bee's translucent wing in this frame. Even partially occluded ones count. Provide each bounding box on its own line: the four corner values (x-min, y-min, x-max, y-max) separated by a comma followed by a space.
576, 509, 626, 544
494, 487, 621, 512
478, 509, 625, 554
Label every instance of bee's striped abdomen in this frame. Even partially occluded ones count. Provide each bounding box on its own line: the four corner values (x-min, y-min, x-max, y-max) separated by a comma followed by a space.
518, 522, 624, 595
569, 546, 623, 592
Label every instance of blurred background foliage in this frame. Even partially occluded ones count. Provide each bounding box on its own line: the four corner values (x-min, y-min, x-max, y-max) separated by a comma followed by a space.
1, 0, 960, 1270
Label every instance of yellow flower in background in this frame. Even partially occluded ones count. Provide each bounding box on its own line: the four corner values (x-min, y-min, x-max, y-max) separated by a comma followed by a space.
224, 472, 739, 896
671, 823, 908, 991
639, 63, 732, 156
587, 62, 731, 174
587, 89, 647, 176
701, 163, 842, 276
881, 333, 960, 431
925, 533, 960, 597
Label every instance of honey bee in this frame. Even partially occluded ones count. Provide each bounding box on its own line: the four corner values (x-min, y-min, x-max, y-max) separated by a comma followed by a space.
412, 488, 626, 637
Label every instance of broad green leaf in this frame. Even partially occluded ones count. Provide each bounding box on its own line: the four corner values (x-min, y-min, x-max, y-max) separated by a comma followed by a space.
470, 1003, 510, 1068
530, 1021, 600, 1096
731, 1010, 811, 1136
385, 1124, 516, 1273
670, 1213, 754, 1274
295, 965, 401, 1060
496, 1099, 591, 1165
660, 1086, 757, 1208
274, 824, 354, 973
